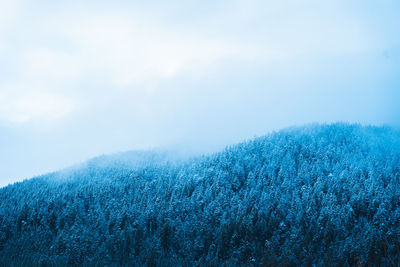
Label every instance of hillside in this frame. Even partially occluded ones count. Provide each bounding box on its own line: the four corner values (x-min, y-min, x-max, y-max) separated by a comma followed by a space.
0, 123, 399, 266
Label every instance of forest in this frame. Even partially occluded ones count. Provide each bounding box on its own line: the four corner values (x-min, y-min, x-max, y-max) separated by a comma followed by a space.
0, 123, 399, 266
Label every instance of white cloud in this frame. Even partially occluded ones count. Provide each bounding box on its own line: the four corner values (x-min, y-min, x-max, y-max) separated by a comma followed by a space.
0, 0, 21, 53
0, 0, 21, 30
0, 88, 76, 123
22, 48, 82, 82
0, 6, 264, 124
0, 0, 396, 126
60, 12, 260, 88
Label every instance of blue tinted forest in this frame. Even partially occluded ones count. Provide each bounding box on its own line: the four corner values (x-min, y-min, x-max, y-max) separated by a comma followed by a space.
0, 123, 399, 266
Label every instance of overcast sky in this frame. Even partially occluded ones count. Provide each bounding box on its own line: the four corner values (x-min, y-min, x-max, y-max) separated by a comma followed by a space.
0, 0, 399, 187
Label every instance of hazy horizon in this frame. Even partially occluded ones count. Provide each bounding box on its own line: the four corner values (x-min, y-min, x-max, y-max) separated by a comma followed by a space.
1, 0, 400, 187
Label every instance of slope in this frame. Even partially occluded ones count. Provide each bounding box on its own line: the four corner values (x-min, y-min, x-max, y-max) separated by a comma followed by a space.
0, 123, 399, 266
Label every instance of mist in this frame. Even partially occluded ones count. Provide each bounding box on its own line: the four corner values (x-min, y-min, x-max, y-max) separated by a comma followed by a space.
0, 0, 399, 187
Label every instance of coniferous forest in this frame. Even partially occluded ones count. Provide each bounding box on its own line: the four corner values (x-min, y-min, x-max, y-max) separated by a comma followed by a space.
0, 123, 399, 266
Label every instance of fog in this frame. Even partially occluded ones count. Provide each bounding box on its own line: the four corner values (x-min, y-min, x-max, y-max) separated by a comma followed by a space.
0, 0, 399, 187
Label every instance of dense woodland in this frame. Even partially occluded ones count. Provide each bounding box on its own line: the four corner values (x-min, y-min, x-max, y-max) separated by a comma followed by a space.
0, 123, 399, 266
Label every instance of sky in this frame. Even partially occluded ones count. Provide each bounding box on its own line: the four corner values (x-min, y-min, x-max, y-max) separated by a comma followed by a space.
0, 0, 399, 187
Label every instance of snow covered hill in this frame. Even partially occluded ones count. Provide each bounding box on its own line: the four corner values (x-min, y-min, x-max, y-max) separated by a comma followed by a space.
0, 123, 399, 266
